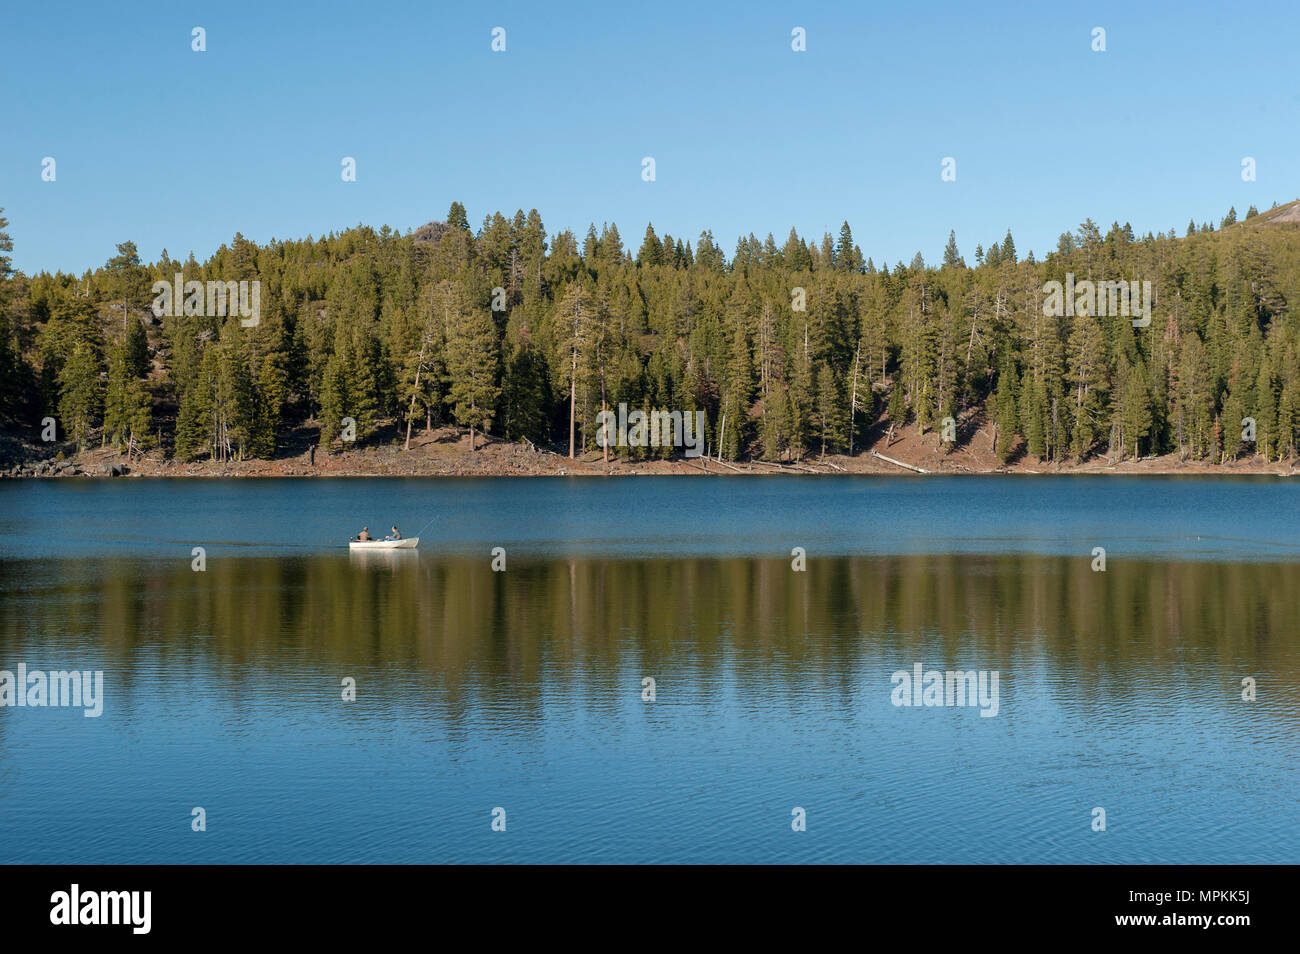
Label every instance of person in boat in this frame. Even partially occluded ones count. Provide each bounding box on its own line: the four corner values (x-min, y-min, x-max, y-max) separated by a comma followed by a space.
387, 526, 401, 541
357, 527, 371, 541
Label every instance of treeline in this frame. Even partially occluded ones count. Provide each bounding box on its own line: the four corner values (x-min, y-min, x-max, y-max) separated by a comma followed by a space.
1, 199, 1299, 464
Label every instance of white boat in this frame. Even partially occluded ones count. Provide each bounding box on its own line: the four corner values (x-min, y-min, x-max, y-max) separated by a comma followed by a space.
348, 537, 419, 550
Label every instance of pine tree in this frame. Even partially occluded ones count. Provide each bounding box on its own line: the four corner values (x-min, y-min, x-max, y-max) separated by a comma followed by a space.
445, 304, 500, 451
347, 333, 383, 441
124, 376, 153, 458
1021, 377, 1048, 459
813, 362, 845, 455
212, 334, 255, 461
783, 228, 811, 271
250, 348, 287, 459
637, 224, 664, 266
786, 325, 815, 458
1221, 389, 1245, 460
992, 360, 1020, 463
125, 316, 149, 377
552, 283, 595, 457
1278, 379, 1299, 458
499, 329, 549, 443
319, 336, 353, 447
1066, 312, 1107, 459
943, 231, 963, 269
106, 241, 148, 337
397, 299, 444, 448
1252, 359, 1278, 462
1000, 230, 1017, 264
899, 272, 937, 433
58, 340, 102, 451
447, 201, 470, 231
175, 377, 212, 461
837, 222, 862, 272
1176, 334, 1214, 457
720, 321, 755, 459
1119, 363, 1153, 459
103, 343, 133, 453
887, 373, 908, 429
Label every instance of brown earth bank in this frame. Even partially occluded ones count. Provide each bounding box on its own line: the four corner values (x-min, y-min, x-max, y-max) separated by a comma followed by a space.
2, 421, 1297, 479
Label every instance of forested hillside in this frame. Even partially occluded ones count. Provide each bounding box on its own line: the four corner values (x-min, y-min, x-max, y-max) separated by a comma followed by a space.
2, 199, 1299, 467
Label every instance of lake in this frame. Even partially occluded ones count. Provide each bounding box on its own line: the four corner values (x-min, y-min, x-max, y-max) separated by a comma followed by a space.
0, 476, 1297, 863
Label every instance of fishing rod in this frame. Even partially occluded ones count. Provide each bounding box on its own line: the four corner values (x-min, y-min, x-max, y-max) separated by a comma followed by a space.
347, 517, 436, 543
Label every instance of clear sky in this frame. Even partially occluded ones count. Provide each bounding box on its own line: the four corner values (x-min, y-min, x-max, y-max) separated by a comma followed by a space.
3, 0, 1297, 274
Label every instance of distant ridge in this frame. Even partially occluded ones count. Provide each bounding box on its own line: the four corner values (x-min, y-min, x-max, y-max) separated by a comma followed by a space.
1255, 199, 1300, 226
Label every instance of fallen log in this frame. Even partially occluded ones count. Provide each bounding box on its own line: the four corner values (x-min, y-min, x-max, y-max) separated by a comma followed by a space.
871, 451, 929, 474
709, 457, 748, 473
751, 459, 821, 475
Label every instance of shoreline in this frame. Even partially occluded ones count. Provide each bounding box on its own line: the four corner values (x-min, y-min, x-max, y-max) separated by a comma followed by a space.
3, 426, 1296, 480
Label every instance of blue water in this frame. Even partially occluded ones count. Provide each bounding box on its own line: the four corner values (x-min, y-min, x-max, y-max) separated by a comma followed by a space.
1, 474, 1299, 560
0, 476, 1297, 863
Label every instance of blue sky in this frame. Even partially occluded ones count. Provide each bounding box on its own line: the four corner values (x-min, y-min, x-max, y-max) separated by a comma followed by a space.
3, 0, 1297, 274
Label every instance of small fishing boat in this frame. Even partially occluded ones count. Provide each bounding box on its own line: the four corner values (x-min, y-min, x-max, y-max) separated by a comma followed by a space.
348, 537, 419, 550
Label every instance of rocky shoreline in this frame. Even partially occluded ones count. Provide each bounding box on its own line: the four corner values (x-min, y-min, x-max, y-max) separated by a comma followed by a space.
3, 423, 1296, 480
5, 458, 130, 479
